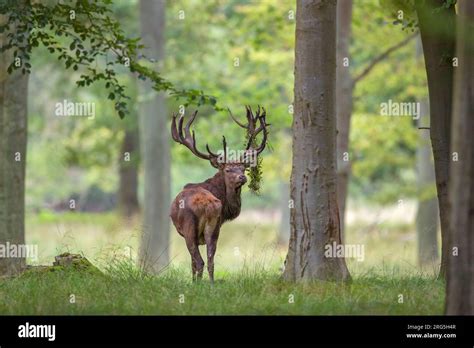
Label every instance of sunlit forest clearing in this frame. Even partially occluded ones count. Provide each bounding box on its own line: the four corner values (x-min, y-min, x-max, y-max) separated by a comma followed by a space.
27, 203, 429, 274
0, 202, 443, 315
7, 213, 445, 315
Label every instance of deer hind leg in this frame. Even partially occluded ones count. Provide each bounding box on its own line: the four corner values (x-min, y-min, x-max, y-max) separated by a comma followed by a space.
180, 214, 204, 282
187, 188, 221, 282
184, 236, 204, 282
204, 219, 220, 284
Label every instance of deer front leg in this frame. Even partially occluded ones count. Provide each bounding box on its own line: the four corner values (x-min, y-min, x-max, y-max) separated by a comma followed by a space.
185, 237, 204, 282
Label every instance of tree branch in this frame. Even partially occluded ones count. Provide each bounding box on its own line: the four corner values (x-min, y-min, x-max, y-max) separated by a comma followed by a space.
352, 32, 418, 86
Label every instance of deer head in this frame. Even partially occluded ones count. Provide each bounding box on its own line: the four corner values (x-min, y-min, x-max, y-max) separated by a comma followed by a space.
170, 105, 269, 192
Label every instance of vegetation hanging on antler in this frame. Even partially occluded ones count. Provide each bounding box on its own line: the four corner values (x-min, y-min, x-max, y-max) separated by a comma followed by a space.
229, 105, 269, 194
246, 134, 264, 194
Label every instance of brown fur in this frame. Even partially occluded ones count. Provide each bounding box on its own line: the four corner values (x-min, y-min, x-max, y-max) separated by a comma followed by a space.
170, 164, 246, 282
169, 106, 268, 283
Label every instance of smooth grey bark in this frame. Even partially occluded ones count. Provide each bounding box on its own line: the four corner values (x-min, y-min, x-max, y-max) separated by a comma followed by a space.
416, 100, 439, 266
138, 0, 170, 273
278, 180, 290, 245
415, 36, 439, 267
336, 0, 353, 239
446, 0, 474, 315
118, 126, 140, 218
283, 0, 350, 282
0, 14, 29, 276
415, 0, 456, 279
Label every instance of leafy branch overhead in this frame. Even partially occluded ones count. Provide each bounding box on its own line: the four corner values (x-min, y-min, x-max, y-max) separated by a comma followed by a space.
0, 0, 221, 118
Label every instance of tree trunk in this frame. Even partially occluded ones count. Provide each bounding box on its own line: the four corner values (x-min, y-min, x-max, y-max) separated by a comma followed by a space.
415, 0, 456, 279
0, 14, 29, 277
118, 127, 140, 218
283, 0, 350, 282
415, 36, 439, 268
138, 0, 170, 273
416, 99, 439, 267
336, 0, 353, 240
278, 180, 290, 245
446, 0, 474, 315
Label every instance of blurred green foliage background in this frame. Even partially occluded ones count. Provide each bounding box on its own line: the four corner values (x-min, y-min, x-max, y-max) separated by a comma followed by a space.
26, 0, 428, 213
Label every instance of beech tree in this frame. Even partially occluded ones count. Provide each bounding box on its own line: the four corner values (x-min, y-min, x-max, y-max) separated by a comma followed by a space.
446, 0, 473, 315
118, 123, 140, 218
336, 0, 353, 240
137, 0, 170, 273
416, 100, 439, 267
415, 0, 456, 278
283, 0, 350, 282
415, 37, 439, 267
0, 12, 29, 277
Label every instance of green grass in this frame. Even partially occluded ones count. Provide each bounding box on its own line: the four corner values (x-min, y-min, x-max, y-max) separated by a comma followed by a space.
0, 210, 443, 315
0, 264, 444, 315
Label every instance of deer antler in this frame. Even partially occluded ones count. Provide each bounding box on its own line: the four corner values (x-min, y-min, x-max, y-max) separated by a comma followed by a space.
171, 110, 221, 168
172, 107, 269, 168
229, 105, 269, 156
247, 105, 269, 155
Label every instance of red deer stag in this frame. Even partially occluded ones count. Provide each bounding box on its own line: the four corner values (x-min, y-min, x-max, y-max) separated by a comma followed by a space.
170, 106, 269, 283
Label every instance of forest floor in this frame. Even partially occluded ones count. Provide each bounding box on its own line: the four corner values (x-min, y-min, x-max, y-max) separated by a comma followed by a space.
0, 208, 444, 315
0, 266, 443, 315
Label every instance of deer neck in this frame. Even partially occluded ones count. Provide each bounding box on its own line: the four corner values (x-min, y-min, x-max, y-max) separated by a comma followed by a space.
206, 171, 242, 222
224, 181, 242, 222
